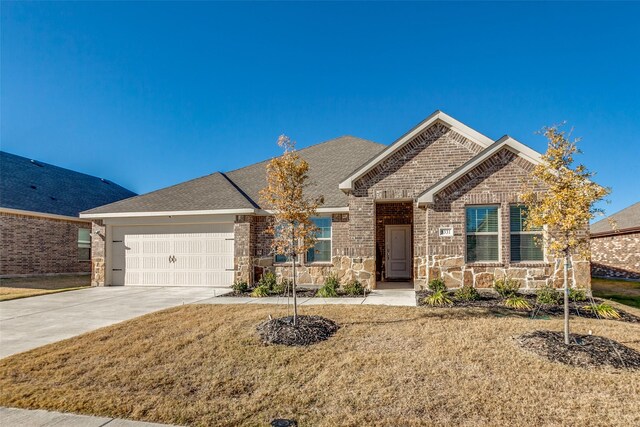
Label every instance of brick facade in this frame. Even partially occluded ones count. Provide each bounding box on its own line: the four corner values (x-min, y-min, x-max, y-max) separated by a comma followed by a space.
1, 211, 91, 276
590, 231, 640, 280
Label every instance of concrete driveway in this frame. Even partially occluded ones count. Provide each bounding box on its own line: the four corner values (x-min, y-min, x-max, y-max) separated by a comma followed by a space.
0, 286, 231, 358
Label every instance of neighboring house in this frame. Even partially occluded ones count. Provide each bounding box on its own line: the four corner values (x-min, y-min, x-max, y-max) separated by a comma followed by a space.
0, 151, 136, 277
81, 111, 590, 290
590, 202, 640, 280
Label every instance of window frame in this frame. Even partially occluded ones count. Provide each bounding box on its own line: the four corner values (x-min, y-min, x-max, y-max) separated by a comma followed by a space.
306, 216, 332, 264
465, 205, 501, 263
77, 228, 91, 261
509, 205, 544, 263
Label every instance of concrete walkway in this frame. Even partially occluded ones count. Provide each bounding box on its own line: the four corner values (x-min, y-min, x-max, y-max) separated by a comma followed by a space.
0, 407, 180, 427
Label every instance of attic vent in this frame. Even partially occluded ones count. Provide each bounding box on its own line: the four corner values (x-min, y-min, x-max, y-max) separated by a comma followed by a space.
30, 185, 37, 190
30, 159, 44, 167
100, 178, 110, 184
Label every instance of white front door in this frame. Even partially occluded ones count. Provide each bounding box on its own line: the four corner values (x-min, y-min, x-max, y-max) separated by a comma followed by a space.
111, 224, 234, 286
385, 225, 412, 279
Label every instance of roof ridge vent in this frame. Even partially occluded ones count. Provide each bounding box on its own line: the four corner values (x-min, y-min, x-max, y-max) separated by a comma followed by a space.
30, 159, 44, 167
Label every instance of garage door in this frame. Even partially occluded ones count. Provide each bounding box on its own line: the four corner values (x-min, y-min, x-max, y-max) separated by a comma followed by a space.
111, 224, 234, 286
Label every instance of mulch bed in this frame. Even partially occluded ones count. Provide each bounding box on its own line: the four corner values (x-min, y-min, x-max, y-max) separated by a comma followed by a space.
221, 288, 318, 298
516, 330, 640, 370
256, 315, 339, 346
415, 291, 640, 323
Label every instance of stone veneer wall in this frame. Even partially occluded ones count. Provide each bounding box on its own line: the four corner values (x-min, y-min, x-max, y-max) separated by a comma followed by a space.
590, 231, 640, 280
0, 211, 92, 276
90, 220, 106, 286
419, 148, 590, 291
234, 213, 376, 288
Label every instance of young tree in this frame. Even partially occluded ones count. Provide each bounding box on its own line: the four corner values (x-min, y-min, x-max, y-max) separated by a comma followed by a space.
260, 135, 323, 326
520, 124, 609, 344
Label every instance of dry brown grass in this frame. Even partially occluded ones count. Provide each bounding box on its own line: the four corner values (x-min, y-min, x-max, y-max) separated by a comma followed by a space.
592, 277, 640, 308
1, 304, 639, 427
0, 275, 89, 301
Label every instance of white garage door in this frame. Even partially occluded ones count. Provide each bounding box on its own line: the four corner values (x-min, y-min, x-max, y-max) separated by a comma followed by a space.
111, 224, 234, 286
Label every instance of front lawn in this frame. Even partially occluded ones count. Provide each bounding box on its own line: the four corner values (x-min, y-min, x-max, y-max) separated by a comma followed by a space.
1, 305, 639, 426
0, 275, 90, 301
592, 277, 640, 308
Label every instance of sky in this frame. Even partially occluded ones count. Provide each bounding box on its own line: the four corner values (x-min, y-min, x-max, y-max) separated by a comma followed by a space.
2, 1, 639, 217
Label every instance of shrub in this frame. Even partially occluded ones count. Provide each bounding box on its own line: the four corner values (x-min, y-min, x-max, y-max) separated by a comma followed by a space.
232, 280, 249, 294
536, 285, 561, 305
428, 278, 447, 293
423, 289, 453, 306
317, 281, 338, 298
493, 278, 520, 298
272, 280, 288, 295
259, 271, 277, 291
343, 279, 365, 296
324, 273, 340, 288
583, 303, 621, 319
250, 284, 270, 298
569, 287, 587, 302
504, 296, 532, 310
454, 285, 480, 302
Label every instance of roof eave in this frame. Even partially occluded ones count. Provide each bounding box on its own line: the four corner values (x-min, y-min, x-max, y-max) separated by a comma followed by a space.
80, 208, 257, 219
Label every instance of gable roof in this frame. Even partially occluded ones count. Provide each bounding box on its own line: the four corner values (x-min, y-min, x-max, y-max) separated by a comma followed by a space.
0, 151, 136, 217
339, 110, 494, 191
82, 136, 385, 218
590, 202, 640, 235
416, 136, 543, 205
82, 172, 257, 217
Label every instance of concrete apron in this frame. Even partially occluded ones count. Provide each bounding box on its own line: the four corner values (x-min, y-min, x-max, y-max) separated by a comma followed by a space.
0, 407, 180, 427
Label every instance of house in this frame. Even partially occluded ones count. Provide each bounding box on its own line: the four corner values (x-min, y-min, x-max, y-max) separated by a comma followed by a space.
590, 202, 640, 280
81, 111, 591, 290
0, 151, 136, 277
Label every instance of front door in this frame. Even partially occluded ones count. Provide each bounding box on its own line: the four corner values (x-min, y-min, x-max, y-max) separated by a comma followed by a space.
385, 225, 411, 280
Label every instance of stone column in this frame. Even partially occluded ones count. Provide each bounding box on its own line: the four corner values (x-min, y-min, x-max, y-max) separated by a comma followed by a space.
91, 220, 106, 286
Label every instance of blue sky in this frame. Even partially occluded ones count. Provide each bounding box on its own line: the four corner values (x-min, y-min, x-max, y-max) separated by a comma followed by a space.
2, 2, 639, 216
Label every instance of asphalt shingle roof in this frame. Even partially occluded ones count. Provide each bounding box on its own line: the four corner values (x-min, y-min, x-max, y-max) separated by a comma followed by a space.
83, 136, 384, 215
226, 136, 384, 208
0, 151, 137, 217
590, 202, 640, 234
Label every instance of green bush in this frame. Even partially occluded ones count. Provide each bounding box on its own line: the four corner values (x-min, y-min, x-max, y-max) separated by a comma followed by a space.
454, 285, 480, 302
231, 280, 249, 294
493, 278, 520, 298
583, 303, 621, 319
569, 287, 587, 302
317, 281, 338, 298
250, 284, 270, 298
343, 279, 365, 296
536, 285, 561, 305
423, 289, 453, 306
324, 272, 340, 288
504, 296, 532, 310
259, 271, 277, 291
428, 278, 447, 293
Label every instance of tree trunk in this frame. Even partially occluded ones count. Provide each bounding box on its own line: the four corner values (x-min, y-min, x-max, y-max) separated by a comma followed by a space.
563, 250, 570, 345
291, 227, 298, 326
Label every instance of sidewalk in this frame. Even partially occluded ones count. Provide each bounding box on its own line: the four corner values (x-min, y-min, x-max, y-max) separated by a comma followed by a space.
0, 407, 180, 427
199, 289, 416, 307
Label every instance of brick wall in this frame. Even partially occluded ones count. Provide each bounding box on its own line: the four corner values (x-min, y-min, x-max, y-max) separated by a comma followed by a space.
349, 124, 484, 286
1, 211, 91, 276
590, 231, 640, 280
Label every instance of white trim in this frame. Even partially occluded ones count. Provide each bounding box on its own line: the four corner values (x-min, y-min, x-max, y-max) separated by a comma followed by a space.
339, 111, 494, 191
417, 136, 543, 205
80, 208, 256, 219
0, 207, 89, 223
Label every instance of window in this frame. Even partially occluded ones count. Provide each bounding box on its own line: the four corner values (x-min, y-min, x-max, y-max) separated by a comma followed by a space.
510, 205, 543, 262
307, 217, 332, 263
78, 229, 91, 261
274, 223, 289, 263
466, 206, 499, 262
